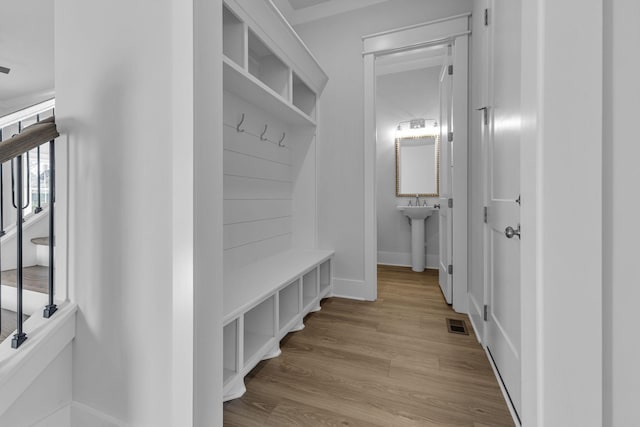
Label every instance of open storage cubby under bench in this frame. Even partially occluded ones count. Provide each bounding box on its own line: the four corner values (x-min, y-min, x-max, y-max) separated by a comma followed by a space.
223, 249, 334, 401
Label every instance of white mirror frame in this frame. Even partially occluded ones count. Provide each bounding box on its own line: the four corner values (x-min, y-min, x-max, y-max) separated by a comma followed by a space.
362, 14, 469, 308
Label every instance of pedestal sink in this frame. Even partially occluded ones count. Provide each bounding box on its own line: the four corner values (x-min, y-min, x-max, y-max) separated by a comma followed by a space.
397, 206, 437, 272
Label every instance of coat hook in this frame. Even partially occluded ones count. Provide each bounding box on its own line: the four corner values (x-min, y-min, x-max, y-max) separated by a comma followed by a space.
260, 124, 268, 141
236, 113, 245, 133
278, 133, 286, 147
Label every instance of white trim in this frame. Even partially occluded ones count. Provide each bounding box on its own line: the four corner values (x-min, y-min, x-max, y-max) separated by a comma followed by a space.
32, 403, 71, 427
377, 251, 439, 270
0, 99, 56, 129
70, 401, 126, 427
485, 346, 522, 426
331, 278, 370, 301
363, 17, 469, 311
362, 15, 470, 56
362, 31, 471, 57
171, 0, 196, 424
362, 12, 472, 40
0, 302, 76, 416
520, 1, 603, 425
363, 53, 377, 302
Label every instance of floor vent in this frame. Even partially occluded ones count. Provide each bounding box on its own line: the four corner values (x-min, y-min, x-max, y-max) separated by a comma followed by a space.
446, 318, 469, 335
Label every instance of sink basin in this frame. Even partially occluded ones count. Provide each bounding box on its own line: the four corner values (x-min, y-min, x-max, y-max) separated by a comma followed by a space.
397, 205, 437, 272
397, 205, 436, 220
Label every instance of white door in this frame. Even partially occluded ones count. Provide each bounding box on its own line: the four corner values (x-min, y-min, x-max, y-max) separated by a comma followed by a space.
485, 0, 522, 419
438, 59, 453, 304
468, 0, 490, 340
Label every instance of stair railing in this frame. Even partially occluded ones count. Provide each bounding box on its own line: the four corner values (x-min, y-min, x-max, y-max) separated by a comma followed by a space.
0, 99, 58, 348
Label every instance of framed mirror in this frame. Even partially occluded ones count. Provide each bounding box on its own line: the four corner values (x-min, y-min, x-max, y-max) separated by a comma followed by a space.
395, 135, 440, 197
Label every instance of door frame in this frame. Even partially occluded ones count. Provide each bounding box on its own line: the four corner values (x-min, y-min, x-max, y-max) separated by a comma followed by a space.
520, 0, 603, 425
363, 14, 470, 312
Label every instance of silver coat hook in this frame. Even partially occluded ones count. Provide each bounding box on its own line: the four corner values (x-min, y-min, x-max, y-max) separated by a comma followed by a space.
236, 113, 245, 133
278, 133, 286, 147
260, 124, 268, 141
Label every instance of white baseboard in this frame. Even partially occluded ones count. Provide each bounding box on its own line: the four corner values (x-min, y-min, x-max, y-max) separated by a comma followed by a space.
332, 278, 372, 301
70, 401, 126, 427
377, 251, 439, 270
485, 347, 522, 427
33, 404, 71, 427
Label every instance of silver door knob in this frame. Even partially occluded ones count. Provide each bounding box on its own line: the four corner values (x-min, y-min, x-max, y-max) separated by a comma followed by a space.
505, 224, 521, 239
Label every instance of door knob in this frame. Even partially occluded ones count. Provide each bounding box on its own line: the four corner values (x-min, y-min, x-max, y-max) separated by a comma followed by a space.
504, 224, 521, 239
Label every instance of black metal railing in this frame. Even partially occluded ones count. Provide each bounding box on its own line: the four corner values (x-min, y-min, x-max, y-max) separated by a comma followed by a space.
0, 104, 59, 349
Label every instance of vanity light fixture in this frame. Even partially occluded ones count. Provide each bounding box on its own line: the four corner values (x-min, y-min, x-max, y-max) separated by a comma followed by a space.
395, 118, 439, 138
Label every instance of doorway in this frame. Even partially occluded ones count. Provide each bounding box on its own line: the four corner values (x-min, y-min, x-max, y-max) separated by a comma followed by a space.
363, 14, 470, 313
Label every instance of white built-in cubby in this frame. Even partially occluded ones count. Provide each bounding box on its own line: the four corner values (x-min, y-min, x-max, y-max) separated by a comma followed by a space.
320, 259, 331, 294
222, 4, 244, 68
278, 279, 300, 335
221, 0, 331, 402
292, 72, 317, 119
248, 30, 289, 100
302, 269, 318, 312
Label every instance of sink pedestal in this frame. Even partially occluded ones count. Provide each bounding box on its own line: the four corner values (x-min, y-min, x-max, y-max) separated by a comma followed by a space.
397, 205, 436, 273
410, 218, 426, 272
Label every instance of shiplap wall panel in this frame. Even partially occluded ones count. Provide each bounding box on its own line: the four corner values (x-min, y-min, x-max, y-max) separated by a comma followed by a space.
224, 217, 291, 250
224, 91, 293, 271
224, 175, 292, 200
224, 150, 291, 182
223, 234, 291, 271
223, 130, 291, 165
224, 199, 291, 224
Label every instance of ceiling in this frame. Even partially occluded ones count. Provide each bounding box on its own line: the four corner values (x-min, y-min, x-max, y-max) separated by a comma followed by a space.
0, 0, 54, 115
272, 0, 391, 25
288, 0, 331, 10
0, 0, 387, 116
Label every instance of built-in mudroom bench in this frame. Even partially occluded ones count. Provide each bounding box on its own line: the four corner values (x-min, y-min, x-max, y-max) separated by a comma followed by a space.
221, 0, 330, 401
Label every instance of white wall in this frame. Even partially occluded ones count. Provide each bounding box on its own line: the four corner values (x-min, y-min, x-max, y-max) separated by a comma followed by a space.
376, 66, 441, 269
0, 343, 72, 427
603, 0, 640, 425
295, 0, 473, 297
55, 1, 174, 424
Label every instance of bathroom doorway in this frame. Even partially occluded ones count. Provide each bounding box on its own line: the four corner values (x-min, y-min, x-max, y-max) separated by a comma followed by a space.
363, 15, 469, 312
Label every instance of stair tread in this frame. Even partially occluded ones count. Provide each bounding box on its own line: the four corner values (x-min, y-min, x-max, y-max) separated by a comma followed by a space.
31, 236, 50, 246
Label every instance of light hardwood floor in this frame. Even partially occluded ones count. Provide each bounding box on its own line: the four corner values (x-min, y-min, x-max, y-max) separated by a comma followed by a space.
1, 265, 49, 294
223, 265, 514, 426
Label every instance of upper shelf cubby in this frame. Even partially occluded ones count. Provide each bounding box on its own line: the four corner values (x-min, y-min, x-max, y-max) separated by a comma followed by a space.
292, 72, 317, 119
222, 0, 328, 126
223, 4, 245, 68
248, 30, 289, 100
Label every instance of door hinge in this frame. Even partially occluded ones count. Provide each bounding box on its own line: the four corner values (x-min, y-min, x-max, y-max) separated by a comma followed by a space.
448, 131, 454, 142
448, 198, 453, 208
483, 305, 488, 321
477, 106, 489, 125
484, 206, 488, 223
484, 8, 489, 26
448, 264, 453, 275
448, 64, 453, 75
515, 194, 521, 205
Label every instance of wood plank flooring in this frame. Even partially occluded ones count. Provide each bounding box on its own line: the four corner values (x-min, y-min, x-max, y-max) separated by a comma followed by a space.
1, 265, 49, 294
223, 265, 514, 426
